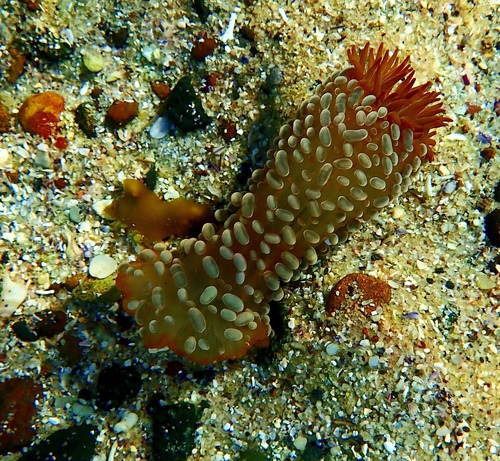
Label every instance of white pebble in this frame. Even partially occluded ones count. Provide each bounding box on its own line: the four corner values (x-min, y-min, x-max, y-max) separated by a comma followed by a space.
114, 411, 138, 433
368, 356, 379, 368
89, 254, 117, 279
0, 148, 9, 168
92, 199, 114, 219
149, 116, 169, 139
293, 435, 308, 451
436, 425, 450, 437
326, 343, 339, 356
384, 440, 396, 454
0, 272, 29, 318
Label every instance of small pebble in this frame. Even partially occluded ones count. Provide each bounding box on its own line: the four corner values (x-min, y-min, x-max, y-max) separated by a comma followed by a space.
69, 205, 84, 223
106, 100, 138, 128
368, 355, 379, 368
384, 440, 396, 454
149, 116, 169, 139
327, 273, 391, 314
114, 411, 138, 433
72, 402, 95, 417
475, 273, 496, 290
0, 147, 9, 167
0, 272, 28, 318
88, 254, 117, 279
443, 179, 458, 194
484, 209, 500, 247
82, 50, 104, 72
293, 435, 308, 451
436, 425, 451, 437
34, 150, 51, 168
325, 343, 339, 356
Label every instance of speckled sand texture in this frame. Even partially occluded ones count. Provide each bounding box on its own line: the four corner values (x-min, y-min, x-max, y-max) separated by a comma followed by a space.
0, 0, 499, 460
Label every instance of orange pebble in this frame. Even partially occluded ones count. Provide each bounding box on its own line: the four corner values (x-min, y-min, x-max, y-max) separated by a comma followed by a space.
104, 179, 213, 241
18, 91, 65, 141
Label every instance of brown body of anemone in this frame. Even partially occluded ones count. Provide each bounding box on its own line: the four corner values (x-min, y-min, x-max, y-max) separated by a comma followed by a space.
116, 43, 451, 365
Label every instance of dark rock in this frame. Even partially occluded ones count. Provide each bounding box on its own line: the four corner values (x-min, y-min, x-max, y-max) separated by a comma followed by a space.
0, 377, 42, 454
12, 320, 39, 342
75, 103, 97, 138
57, 332, 83, 367
18, 424, 98, 461
104, 25, 129, 48
493, 181, 500, 202
95, 363, 141, 410
192, 0, 210, 22
485, 208, 500, 247
33, 29, 74, 62
190, 32, 217, 61
34, 309, 67, 337
11, 310, 67, 342
160, 76, 211, 133
147, 394, 206, 461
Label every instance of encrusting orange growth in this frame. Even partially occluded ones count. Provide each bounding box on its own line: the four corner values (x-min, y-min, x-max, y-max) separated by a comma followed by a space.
18, 91, 67, 148
116, 43, 451, 365
105, 179, 213, 241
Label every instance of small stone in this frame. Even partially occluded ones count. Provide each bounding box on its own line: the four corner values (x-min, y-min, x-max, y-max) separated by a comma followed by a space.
149, 116, 170, 139
384, 440, 396, 454
0, 148, 9, 168
327, 273, 391, 315
368, 355, 379, 368
74, 103, 97, 138
160, 76, 211, 133
0, 102, 12, 132
325, 343, 339, 356
96, 364, 141, 410
68, 205, 84, 224
113, 412, 138, 433
18, 91, 65, 142
88, 254, 117, 279
147, 395, 205, 461
436, 425, 451, 437
82, 50, 104, 73
0, 377, 42, 453
190, 32, 217, 61
484, 208, 500, 247
34, 150, 51, 168
0, 272, 28, 318
106, 100, 138, 128
443, 179, 458, 194
293, 435, 308, 451
151, 81, 171, 100
18, 424, 97, 461
475, 273, 496, 291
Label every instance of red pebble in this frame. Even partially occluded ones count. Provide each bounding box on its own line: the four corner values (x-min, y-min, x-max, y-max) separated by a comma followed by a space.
106, 100, 139, 127
18, 91, 66, 143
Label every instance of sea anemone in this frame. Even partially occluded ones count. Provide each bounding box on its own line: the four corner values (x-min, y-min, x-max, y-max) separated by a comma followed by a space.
116, 42, 450, 365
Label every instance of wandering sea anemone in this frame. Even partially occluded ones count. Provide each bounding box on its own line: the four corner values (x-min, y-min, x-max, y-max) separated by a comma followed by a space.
116, 42, 450, 365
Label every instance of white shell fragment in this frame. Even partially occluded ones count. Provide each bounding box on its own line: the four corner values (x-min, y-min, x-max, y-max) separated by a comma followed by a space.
113, 411, 139, 433
89, 254, 118, 279
149, 116, 169, 139
0, 148, 10, 168
0, 272, 29, 318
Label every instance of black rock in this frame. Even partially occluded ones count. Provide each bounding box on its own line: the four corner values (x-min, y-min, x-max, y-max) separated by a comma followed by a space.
160, 76, 211, 133
18, 424, 97, 461
95, 364, 141, 410
147, 394, 205, 461
485, 208, 500, 247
